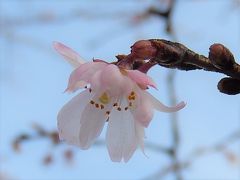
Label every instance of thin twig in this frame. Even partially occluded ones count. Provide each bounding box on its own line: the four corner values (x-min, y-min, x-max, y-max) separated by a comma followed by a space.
149, 0, 183, 179
142, 130, 240, 180
12, 124, 171, 155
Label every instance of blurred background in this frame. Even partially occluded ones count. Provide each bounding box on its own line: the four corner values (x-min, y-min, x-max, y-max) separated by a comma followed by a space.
0, 0, 239, 179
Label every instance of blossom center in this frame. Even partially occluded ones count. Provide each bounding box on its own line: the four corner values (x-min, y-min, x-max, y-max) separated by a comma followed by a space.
99, 92, 110, 104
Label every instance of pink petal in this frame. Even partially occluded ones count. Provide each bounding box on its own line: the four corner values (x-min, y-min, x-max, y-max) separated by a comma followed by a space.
127, 70, 157, 89
53, 42, 85, 68
65, 81, 88, 93
106, 100, 137, 162
93, 59, 109, 63
89, 70, 103, 92
78, 94, 112, 149
100, 64, 126, 97
145, 92, 186, 112
132, 90, 154, 127
66, 62, 107, 92
57, 90, 92, 146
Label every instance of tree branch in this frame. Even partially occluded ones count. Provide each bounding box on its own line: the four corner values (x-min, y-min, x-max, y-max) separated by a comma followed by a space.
125, 39, 240, 95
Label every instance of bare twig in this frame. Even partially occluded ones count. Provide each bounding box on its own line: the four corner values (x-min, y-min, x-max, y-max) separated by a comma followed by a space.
143, 130, 240, 180
149, 39, 240, 78
125, 39, 240, 95
146, 1, 183, 179
150, 39, 240, 95
12, 124, 171, 156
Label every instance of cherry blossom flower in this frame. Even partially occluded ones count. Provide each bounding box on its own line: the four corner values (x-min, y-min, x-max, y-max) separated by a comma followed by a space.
54, 42, 186, 162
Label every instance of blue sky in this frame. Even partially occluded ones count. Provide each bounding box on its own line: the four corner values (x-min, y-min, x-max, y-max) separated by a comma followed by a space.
0, 0, 239, 179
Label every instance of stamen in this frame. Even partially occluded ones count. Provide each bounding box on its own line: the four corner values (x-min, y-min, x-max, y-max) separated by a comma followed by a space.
95, 103, 99, 108
89, 88, 92, 93
90, 100, 95, 105
117, 107, 121, 111
113, 103, 118, 107
106, 111, 110, 115
100, 104, 104, 109
124, 107, 128, 111
129, 102, 132, 107
130, 91, 135, 96
128, 95, 136, 101
84, 86, 88, 89
99, 92, 110, 104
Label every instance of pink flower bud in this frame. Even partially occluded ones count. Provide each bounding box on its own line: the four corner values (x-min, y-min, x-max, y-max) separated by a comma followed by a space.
131, 40, 157, 59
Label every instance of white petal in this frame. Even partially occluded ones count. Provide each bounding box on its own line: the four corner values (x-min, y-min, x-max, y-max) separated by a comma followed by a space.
132, 90, 154, 127
135, 121, 145, 154
106, 100, 137, 162
78, 95, 112, 149
57, 90, 91, 146
53, 42, 85, 68
145, 91, 186, 112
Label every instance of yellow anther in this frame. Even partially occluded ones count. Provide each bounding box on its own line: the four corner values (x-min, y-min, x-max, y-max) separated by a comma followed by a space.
128, 95, 136, 101
99, 92, 110, 104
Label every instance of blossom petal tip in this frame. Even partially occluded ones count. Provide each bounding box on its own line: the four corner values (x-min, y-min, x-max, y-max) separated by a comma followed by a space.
123, 158, 130, 163
178, 101, 187, 109
109, 157, 122, 163
52, 41, 58, 47
151, 84, 158, 90
142, 121, 150, 128
52, 41, 63, 51
63, 88, 72, 94
53, 41, 85, 67
79, 144, 91, 150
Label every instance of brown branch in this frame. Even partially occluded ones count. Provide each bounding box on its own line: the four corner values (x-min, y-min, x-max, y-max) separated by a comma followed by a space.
125, 39, 240, 95
149, 39, 240, 95
149, 39, 240, 77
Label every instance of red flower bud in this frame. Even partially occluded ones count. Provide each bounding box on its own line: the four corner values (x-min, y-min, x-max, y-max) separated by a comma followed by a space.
209, 44, 235, 70
130, 40, 157, 59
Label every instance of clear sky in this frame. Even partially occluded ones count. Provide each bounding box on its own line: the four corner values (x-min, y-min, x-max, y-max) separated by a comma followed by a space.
0, 0, 239, 180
